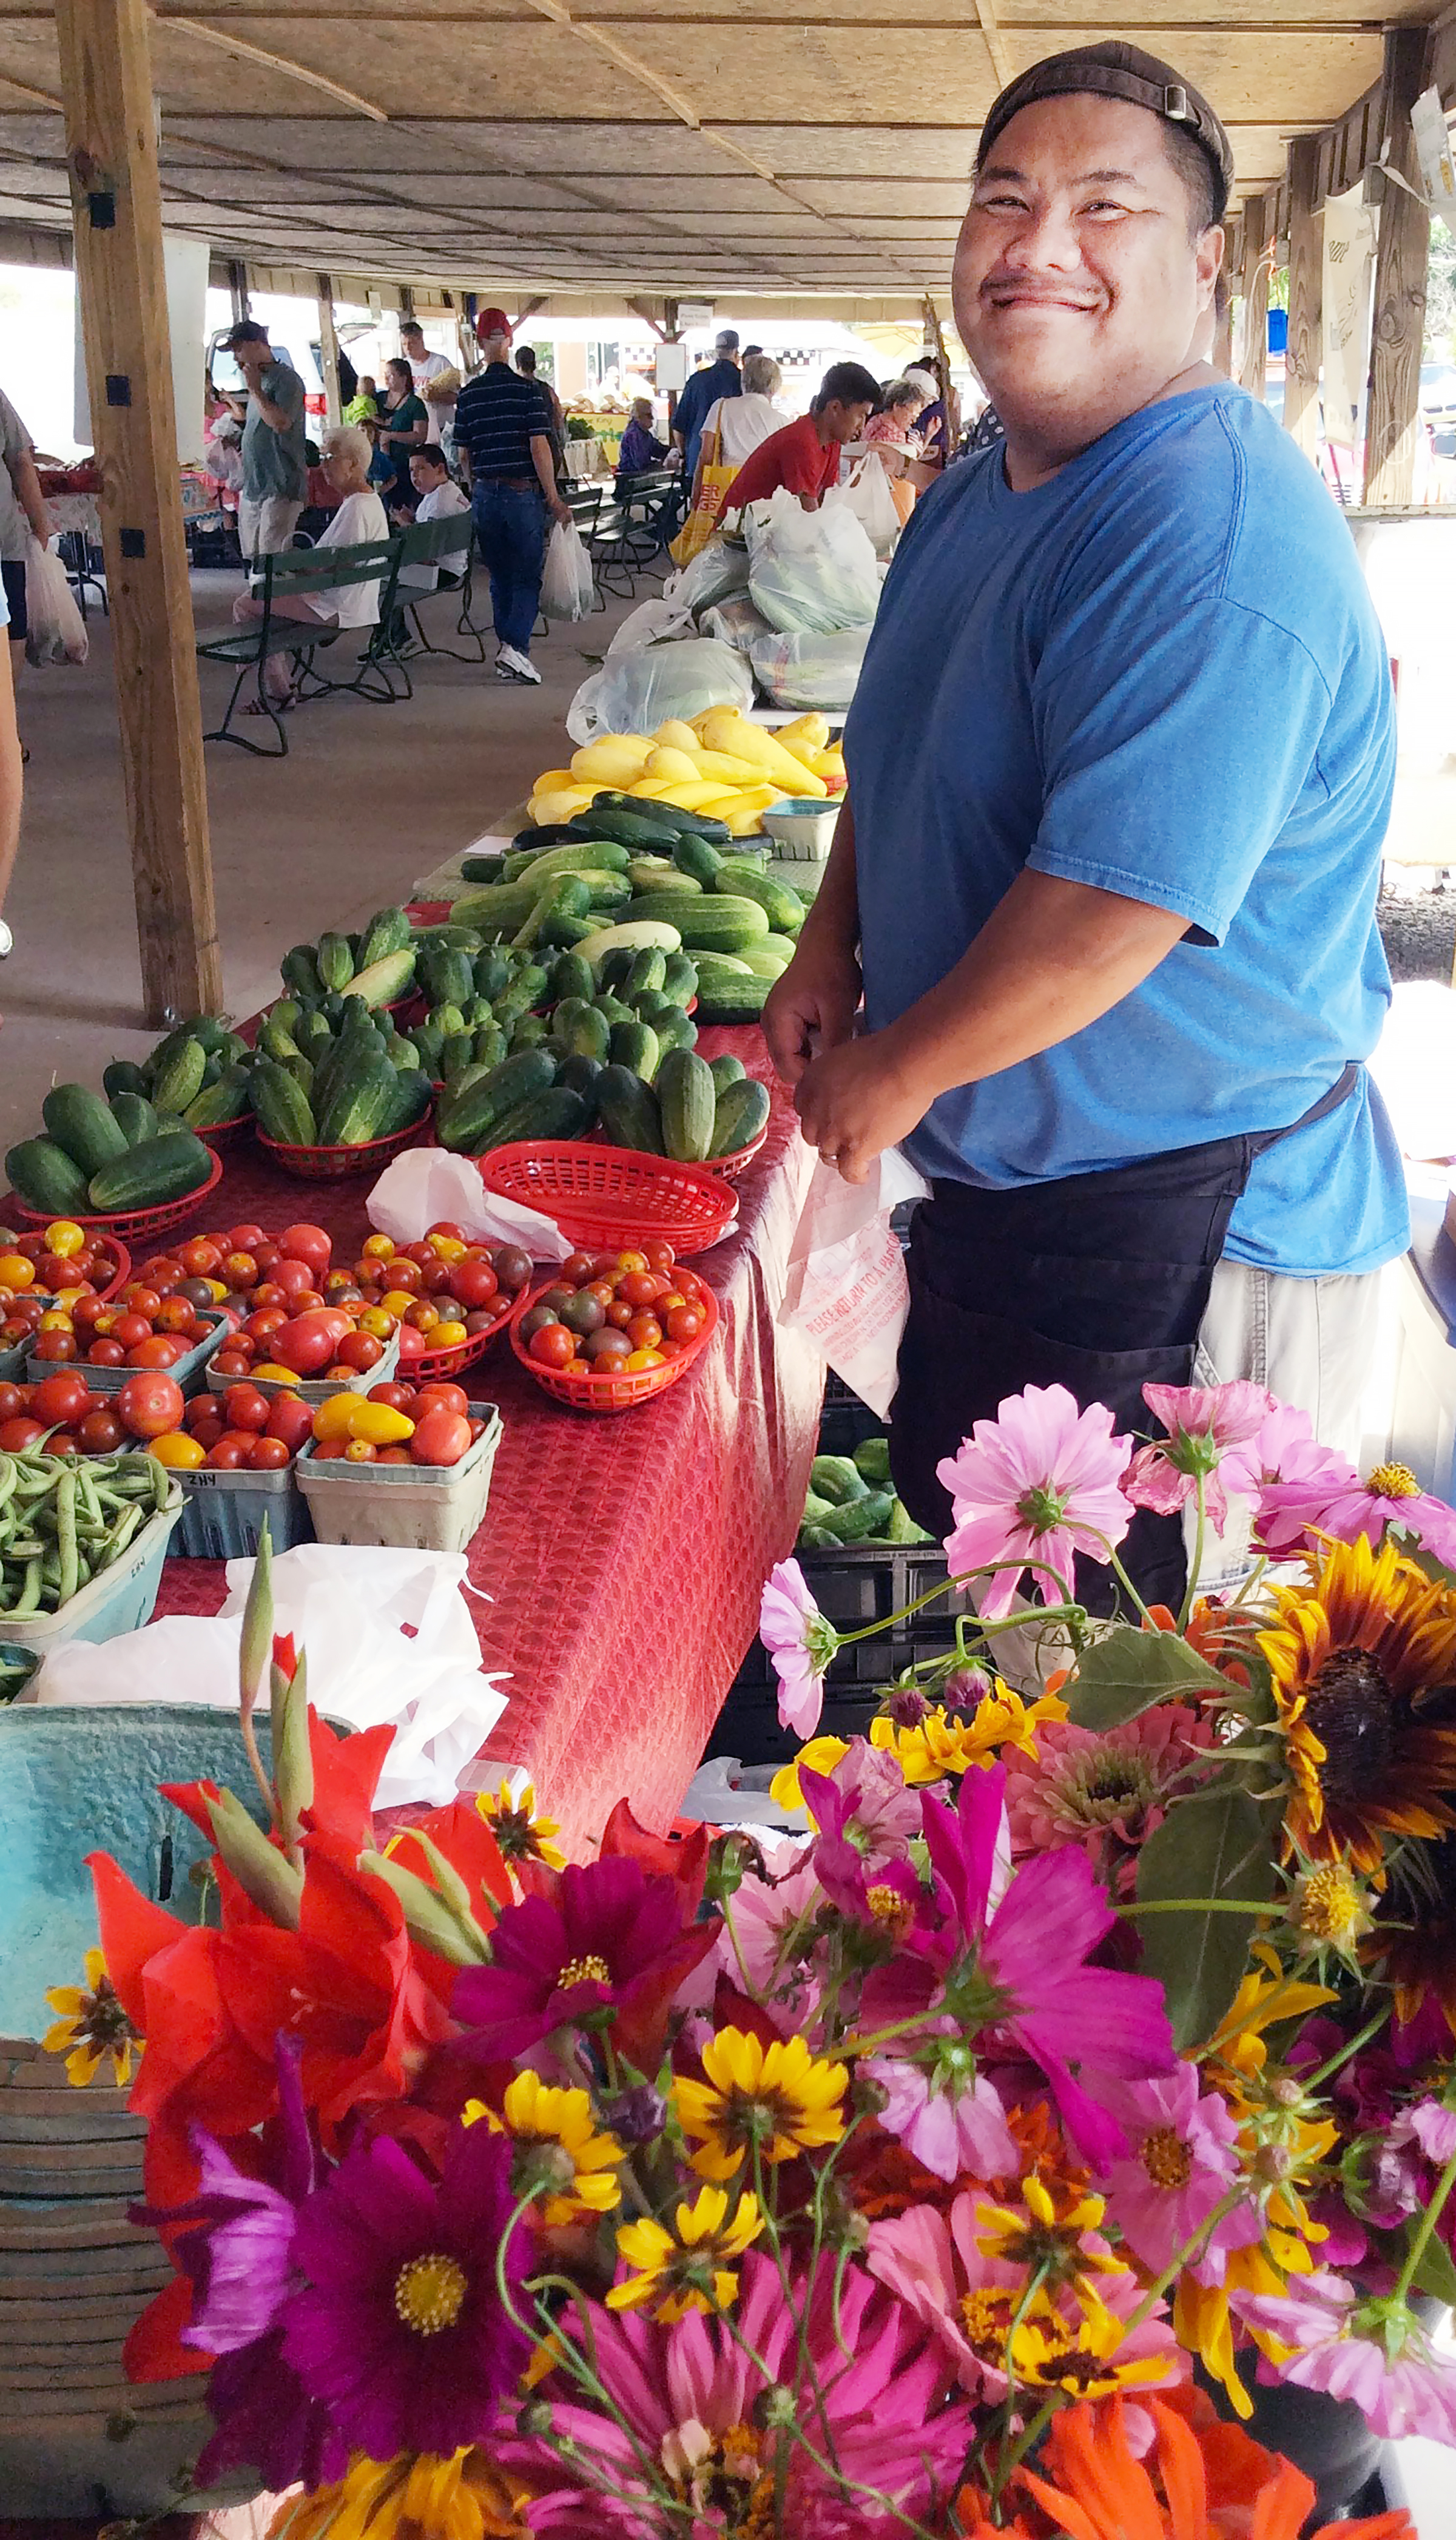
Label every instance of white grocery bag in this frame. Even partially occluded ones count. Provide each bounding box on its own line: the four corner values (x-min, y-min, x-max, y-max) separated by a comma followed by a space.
366, 1145, 572, 1260
842, 451, 902, 556
780, 1146, 930, 1417
540, 517, 595, 621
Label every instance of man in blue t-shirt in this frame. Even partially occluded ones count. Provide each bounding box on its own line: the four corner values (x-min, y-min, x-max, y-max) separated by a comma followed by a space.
763, 41, 1407, 1604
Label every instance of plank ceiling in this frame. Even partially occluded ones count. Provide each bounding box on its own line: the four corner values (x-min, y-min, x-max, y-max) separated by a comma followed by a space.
0, 0, 1433, 299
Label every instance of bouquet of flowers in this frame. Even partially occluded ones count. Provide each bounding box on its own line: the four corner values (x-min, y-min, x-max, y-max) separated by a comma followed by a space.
49, 1379, 1456, 2538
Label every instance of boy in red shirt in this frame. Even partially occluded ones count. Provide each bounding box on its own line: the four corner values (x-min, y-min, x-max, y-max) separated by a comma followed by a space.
724, 361, 880, 514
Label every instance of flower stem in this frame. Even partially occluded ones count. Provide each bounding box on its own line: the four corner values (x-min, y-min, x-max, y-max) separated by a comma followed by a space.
1114, 1897, 1280, 1916
1179, 1470, 1207, 1633
1394, 2141, 1456, 2306
1299, 2005, 1390, 2092
1121, 2185, 1252, 2338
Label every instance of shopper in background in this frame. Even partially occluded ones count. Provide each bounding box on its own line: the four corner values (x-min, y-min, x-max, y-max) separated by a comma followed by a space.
224, 319, 308, 558
373, 357, 429, 505
394, 443, 471, 600
721, 360, 879, 514
905, 363, 951, 462
516, 346, 566, 473
672, 329, 741, 483
0, 606, 21, 937
343, 374, 381, 426
400, 318, 459, 453
695, 352, 786, 496
453, 307, 570, 686
863, 379, 931, 475
0, 387, 53, 708
233, 425, 388, 709
616, 398, 672, 477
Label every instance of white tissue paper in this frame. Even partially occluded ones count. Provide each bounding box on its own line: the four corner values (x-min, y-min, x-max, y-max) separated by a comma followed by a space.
366, 1145, 572, 1261
33, 1544, 510, 1809
780, 1146, 931, 1418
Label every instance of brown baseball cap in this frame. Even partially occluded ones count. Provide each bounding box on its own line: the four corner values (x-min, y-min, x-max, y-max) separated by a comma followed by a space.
977, 42, 1233, 223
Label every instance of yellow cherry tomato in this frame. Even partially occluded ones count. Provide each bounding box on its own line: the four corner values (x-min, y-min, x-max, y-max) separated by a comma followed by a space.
44, 1220, 86, 1259
38, 1308, 75, 1331
623, 1348, 665, 1371
343, 1437, 377, 1462
359, 1305, 397, 1339
616, 1251, 648, 1274
0, 1254, 35, 1291
427, 1235, 466, 1262
149, 1430, 206, 1470
203, 1277, 229, 1305
311, 1394, 415, 1445
361, 1234, 396, 1260
251, 1362, 303, 1385
379, 1289, 417, 1320
53, 1286, 87, 1310
429, 1319, 468, 1349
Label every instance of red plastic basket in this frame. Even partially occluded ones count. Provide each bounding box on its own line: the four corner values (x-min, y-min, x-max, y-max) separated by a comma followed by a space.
703, 1124, 769, 1182
194, 1113, 253, 1155
257, 1113, 431, 1182
4, 1147, 223, 1241
410, 1292, 515, 1382
509, 1277, 718, 1413
1, 1231, 131, 1305
478, 1143, 738, 1255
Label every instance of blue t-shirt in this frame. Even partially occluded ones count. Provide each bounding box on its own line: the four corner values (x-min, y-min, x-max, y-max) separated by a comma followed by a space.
845, 383, 1408, 1279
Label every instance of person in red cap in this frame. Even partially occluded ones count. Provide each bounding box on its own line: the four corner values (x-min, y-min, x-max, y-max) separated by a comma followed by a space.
766, 42, 1406, 1609
453, 306, 570, 683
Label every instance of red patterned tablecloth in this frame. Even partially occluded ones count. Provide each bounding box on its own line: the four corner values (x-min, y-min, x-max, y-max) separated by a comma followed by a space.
147, 1030, 822, 1854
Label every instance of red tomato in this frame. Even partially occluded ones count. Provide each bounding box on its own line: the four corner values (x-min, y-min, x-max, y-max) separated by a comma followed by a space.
269, 1308, 352, 1376
0, 1382, 20, 1424
426, 1220, 466, 1245
121, 1285, 163, 1320
265, 1394, 314, 1451
367, 1380, 417, 1412
247, 1434, 291, 1471
186, 1394, 222, 1433
405, 1300, 439, 1333
618, 1272, 662, 1311
87, 1338, 127, 1368
227, 1223, 266, 1254
627, 1314, 662, 1353
155, 1297, 198, 1335
410, 1407, 473, 1466
275, 1222, 330, 1274
376, 1444, 413, 1464
273, 1257, 317, 1302
223, 1252, 259, 1292
396, 1324, 427, 1362
311, 1436, 351, 1459
384, 1257, 423, 1294
249, 1283, 289, 1313
334, 1331, 383, 1372
252, 1241, 282, 1277
530, 1323, 576, 1370
70, 1294, 109, 1334
33, 1330, 78, 1362
126, 1336, 184, 1369
179, 1237, 223, 1278
607, 1300, 635, 1331
420, 1259, 455, 1295
415, 1380, 470, 1417
115, 1371, 186, 1440
46, 1431, 79, 1455
222, 1383, 271, 1434
78, 1407, 126, 1453
0, 1416, 44, 1450
562, 1251, 596, 1285
206, 1439, 249, 1470
666, 1305, 704, 1344
245, 1306, 288, 1342
110, 1312, 153, 1350
491, 1246, 533, 1294
644, 1240, 676, 1274
210, 1347, 252, 1378
31, 1372, 91, 1428
448, 1257, 499, 1310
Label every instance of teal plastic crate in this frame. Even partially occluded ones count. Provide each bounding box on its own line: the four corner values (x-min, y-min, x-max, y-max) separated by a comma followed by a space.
0, 1498, 182, 1657
172, 1458, 313, 1558
28, 1308, 229, 1398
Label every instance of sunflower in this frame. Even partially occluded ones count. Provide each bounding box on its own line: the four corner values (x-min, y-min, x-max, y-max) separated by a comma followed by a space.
1365, 1829, 1456, 2037
607, 2184, 763, 2322
42, 1948, 139, 2087
673, 2028, 848, 2182
1256, 1533, 1456, 1873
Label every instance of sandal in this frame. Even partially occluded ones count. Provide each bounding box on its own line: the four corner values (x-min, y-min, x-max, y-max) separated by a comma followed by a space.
244, 686, 297, 717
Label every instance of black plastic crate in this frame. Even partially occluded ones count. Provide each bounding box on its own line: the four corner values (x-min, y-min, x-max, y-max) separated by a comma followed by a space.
817, 1373, 881, 1459
709, 1541, 956, 1766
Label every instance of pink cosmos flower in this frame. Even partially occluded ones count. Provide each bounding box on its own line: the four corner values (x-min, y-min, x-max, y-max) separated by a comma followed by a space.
1095, 2065, 1259, 2276
1233, 2271, 1456, 2442
861, 1765, 1175, 2169
500, 2248, 975, 2535
716, 1840, 823, 2004
1002, 1707, 1216, 1893
1397, 2099, 1456, 2166
1123, 1381, 1273, 1535
1255, 1454, 1456, 1569
864, 2056, 1016, 2183
936, 1383, 1134, 1618
798, 1754, 925, 1925
760, 1558, 839, 1738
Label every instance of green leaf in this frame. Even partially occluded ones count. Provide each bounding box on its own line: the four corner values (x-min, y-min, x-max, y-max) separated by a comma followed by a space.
1133, 1787, 1279, 2051
1064, 1623, 1232, 1733
1411, 2227, 1456, 2309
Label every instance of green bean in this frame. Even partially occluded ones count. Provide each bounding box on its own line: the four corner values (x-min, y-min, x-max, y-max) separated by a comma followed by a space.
75, 1461, 103, 1529
7, 1555, 42, 1618
0, 1457, 16, 1515
55, 1468, 78, 1606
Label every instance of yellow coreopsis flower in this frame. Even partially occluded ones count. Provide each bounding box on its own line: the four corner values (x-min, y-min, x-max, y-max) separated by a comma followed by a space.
464, 2072, 625, 2227
1199, 1943, 1335, 2104
673, 2027, 848, 2181
269, 2445, 534, 2540
975, 2172, 1125, 2312
607, 2184, 763, 2323
769, 1734, 851, 1815
1174, 2224, 1320, 2419
870, 1684, 1068, 1785
1013, 2296, 1182, 2400
42, 1948, 138, 2088
475, 1779, 565, 1873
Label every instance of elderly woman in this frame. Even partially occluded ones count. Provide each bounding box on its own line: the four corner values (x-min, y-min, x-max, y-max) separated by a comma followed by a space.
233, 423, 388, 710
690, 351, 786, 508
863, 379, 929, 475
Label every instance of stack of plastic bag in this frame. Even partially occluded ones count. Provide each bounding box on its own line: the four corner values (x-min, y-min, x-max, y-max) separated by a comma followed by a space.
662, 538, 752, 619
746, 487, 881, 635
567, 637, 754, 745
749, 622, 874, 711
700, 591, 776, 655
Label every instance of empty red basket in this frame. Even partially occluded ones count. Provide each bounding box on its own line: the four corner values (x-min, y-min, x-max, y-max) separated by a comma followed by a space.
477, 1143, 739, 1254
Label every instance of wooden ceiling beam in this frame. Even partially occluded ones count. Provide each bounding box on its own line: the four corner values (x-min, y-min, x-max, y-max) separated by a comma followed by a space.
158, 15, 390, 117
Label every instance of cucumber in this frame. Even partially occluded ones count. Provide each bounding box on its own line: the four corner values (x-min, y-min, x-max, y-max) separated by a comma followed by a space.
440, 1033, 476, 1084
422, 945, 475, 1008
250, 1059, 318, 1145
645, 1005, 698, 1058
673, 833, 726, 888
694, 971, 767, 1025
595, 1064, 665, 1155
625, 895, 769, 953
852, 1436, 894, 1487
589, 792, 732, 846
575, 919, 682, 965
296, 1010, 334, 1064
555, 1053, 603, 1105
434, 1049, 558, 1153
811, 1454, 866, 1506
281, 945, 324, 1002
657, 1049, 716, 1163
102, 1059, 149, 1101
356, 906, 413, 969
512, 876, 590, 955
569, 805, 684, 857
258, 1014, 305, 1065
592, 993, 636, 1029
510, 1014, 550, 1050
735, 944, 793, 984
709, 1053, 747, 1095
474, 948, 513, 1004
597, 950, 637, 993
315, 1052, 402, 1145
477, 1086, 591, 1149
345, 948, 417, 1009
709, 1076, 772, 1156
550, 951, 596, 1007
513, 840, 632, 886
87, 1130, 214, 1214
662, 951, 699, 1004
42, 1085, 131, 1177
609, 1020, 661, 1082
5, 1137, 91, 1215
629, 862, 701, 898
109, 1091, 160, 1146
382, 1069, 433, 1135
822, 1490, 898, 1544
717, 868, 806, 934
553, 999, 612, 1065
315, 931, 355, 993
460, 853, 508, 886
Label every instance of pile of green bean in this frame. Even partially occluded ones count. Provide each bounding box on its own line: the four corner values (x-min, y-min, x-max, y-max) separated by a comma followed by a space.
0, 1448, 175, 1623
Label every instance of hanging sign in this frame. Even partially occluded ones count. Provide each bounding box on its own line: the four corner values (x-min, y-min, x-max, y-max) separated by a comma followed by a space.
1411, 86, 1456, 235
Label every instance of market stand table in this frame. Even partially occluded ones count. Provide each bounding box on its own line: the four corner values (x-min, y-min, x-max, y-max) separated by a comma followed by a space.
144, 1029, 821, 1854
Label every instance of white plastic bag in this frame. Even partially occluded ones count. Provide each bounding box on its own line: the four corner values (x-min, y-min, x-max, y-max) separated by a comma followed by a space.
747, 488, 881, 635
606, 594, 693, 657
749, 623, 873, 709
842, 452, 902, 557
25, 536, 87, 666
32, 1545, 510, 1809
701, 592, 775, 655
567, 637, 753, 745
780, 1147, 931, 1418
540, 518, 595, 622
662, 538, 752, 619
366, 1144, 572, 1261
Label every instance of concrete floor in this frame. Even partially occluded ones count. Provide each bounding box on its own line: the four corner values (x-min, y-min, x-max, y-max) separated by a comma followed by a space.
0, 563, 643, 1149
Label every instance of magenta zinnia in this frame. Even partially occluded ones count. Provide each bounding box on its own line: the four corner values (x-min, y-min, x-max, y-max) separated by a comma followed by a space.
451, 1854, 718, 2062
936, 1382, 1133, 1618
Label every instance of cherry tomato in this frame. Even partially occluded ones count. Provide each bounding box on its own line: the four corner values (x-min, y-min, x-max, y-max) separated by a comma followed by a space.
0, 1382, 19, 1424
360, 1233, 396, 1261
109, 1312, 151, 1351
115, 1371, 186, 1440
0, 1416, 44, 1450
343, 1437, 377, 1462
334, 1331, 383, 1371
585, 1326, 632, 1363
323, 1272, 363, 1300
644, 1240, 676, 1274
179, 1237, 223, 1278
87, 1338, 127, 1368
247, 1434, 291, 1471
77, 1407, 126, 1454
405, 1300, 440, 1332
607, 1300, 635, 1331
70, 1294, 109, 1335
623, 1348, 664, 1371
0, 1252, 41, 1292
265, 1394, 314, 1452
206, 1438, 249, 1469
359, 1305, 397, 1339
222, 1383, 271, 1434
626, 1314, 662, 1352
616, 1250, 649, 1274
149, 1430, 206, 1471
666, 1305, 704, 1344
186, 1393, 223, 1433
618, 1271, 661, 1311
46, 1431, 79, 1455
245, 1307, 288, 1343
426, 1220, 467, 1246
448, 1257, 499, 1311
367, 1380, 416, 1411
375, 1444, 413, 1464
491, 1246, 533, 1294
396, 1324, 427, 1362
584, 1282, 616, 1313
209, 1346, 251, 1377
156, 1297, 200, 1335
33, 1329, 78, 1362
273, 1257, 317, 1302
223, 1252, 259, 1292
126, 1336, 184, 1369
530, 1323, 576, 1369
427, 1319, 468, 1349
409, 1407, 473, 1466
463, 1306, 502, 1336
227, 1223, 267, 1254
383, 1256, 423, 1294
278, 1223, 332, 1276
30, 1372, 91, 1428
121, 1285, 163, 1320
562, 1251, 596, 1286
415, 1380, 470, 1418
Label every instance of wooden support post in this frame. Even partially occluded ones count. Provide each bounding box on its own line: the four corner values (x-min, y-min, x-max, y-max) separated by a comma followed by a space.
1284, 137, 1323, 458
317, 272, 341, 428
55, 0, 221, 1027
228, 257, 248, 328
1363, 27, 1432, 506
1239, 194, 1270, 398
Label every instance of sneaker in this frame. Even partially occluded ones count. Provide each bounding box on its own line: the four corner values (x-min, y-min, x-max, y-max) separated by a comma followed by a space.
497, 643, 542, 686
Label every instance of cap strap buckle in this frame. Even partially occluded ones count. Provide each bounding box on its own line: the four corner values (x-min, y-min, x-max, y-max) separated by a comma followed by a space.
1162, 83, 1193, 126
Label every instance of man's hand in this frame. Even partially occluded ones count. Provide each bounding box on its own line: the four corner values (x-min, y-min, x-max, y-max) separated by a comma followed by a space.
548, 495, 571, 527
793, 1032, 931, 1184
761, 939, 861, 1088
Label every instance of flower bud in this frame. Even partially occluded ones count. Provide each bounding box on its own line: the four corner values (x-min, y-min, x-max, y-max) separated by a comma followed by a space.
206, 1789, 302, 1929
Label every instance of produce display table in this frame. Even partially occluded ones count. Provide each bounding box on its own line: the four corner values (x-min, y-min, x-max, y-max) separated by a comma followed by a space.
146, 1029, 821, 1853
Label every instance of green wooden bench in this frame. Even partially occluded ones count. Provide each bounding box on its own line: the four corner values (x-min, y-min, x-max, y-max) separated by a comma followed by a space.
197, 536, 399, 756
389, 509, 487, 672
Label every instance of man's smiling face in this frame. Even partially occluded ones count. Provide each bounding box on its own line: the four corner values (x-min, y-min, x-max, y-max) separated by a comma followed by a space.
954, 93, 1222, 459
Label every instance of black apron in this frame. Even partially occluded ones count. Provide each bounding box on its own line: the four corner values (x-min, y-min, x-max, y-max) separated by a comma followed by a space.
889, 1066, 1360, 1613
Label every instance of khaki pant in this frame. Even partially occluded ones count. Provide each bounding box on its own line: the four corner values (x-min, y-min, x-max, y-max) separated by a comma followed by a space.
237, 494, 303, 559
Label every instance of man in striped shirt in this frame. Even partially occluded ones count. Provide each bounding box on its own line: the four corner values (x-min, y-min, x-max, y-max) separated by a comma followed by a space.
453, 308, 570, 684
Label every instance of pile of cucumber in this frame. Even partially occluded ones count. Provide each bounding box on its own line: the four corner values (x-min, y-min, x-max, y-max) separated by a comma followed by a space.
7, 1076, 223, 1220
453, 795, 807, 1026
798, 1438, 933, 1550
279, 906, 419, 1013
250, 998, 433, 1150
